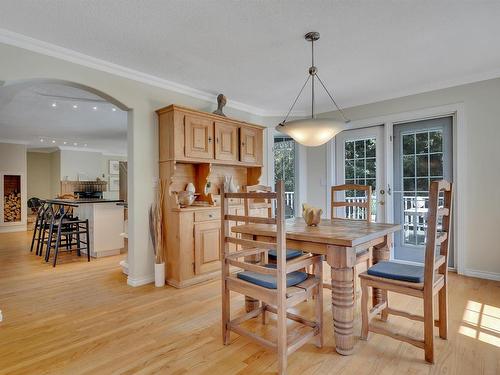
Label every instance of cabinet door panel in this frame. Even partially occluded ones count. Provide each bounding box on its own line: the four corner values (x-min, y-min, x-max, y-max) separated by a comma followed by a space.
185, 115, 214, 159
240, 127, 262, 164
194, 221, 221, 274
215, 122, 238, 161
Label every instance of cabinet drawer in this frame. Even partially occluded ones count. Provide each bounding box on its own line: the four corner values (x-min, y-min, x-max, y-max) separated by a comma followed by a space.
194, 210, 220, 222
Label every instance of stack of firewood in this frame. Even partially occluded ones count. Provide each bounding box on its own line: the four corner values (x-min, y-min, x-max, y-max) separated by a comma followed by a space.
4, 192, 21, 222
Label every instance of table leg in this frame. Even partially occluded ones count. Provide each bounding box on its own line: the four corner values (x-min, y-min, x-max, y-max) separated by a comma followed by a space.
327, 246, 356, 355
372, 235, 391, 321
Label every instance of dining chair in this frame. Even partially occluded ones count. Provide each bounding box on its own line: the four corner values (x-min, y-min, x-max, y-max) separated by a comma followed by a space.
326, 184, 373, 291
221, 181, 323, 374
359, 179, 453, 363
243, 184, 303, 263
331, 183, 372, 222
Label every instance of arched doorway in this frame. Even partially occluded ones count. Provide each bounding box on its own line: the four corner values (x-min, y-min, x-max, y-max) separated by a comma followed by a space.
0, 78, 134, 278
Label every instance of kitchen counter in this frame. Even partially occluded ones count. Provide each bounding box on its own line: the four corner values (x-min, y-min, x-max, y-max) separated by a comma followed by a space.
46, 199, 124, 204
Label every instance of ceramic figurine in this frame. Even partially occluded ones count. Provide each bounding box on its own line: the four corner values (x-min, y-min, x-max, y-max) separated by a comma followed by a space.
302, 203, 322, 226
186, 182, 196, 194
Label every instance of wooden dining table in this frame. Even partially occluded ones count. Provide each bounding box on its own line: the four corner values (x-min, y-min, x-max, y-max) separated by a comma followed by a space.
231, 217, 401, 356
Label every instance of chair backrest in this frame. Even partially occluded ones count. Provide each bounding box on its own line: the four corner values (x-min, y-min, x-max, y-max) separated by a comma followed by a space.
331, 184, 372, 222
423, 180, 453, 288
243, 184, 273, 220
221, 180, 287, 290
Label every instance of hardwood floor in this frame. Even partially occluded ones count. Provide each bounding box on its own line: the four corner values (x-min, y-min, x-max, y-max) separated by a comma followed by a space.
0, 231, 499, 374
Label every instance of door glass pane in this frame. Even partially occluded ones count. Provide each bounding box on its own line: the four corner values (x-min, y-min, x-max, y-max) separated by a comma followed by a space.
402, 134, 415, 155
400, 129, 444, 247
273, 136, 296, 218
343, 137, 376, 221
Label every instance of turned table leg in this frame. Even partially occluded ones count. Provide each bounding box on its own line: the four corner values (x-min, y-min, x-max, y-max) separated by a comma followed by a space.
327, 245, 356, 355
372, 235, 391, 321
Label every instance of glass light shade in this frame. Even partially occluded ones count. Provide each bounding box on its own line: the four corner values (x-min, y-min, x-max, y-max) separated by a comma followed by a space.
275, 118, 346, 147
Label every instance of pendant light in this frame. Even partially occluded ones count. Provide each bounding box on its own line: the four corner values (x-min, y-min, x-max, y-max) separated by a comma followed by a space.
276, 32, 350, 147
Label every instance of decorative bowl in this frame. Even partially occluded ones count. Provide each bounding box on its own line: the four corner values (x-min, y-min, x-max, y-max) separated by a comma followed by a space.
178, 191, 195, 207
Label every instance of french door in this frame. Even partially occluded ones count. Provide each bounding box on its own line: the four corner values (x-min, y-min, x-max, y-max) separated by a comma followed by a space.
273, 135, 297, 218
335, 126, 386, 222
392, 117, 453, 266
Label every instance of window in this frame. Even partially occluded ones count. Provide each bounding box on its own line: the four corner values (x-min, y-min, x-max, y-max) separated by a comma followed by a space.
401, 130, 444, 246
273, 136, 296, 218
344, 138, 377, 221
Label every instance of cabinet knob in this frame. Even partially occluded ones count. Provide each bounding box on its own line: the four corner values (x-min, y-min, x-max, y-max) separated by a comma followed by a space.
209, 214, 213, 218
241, 142, 245, 146
208, 137, 212, 143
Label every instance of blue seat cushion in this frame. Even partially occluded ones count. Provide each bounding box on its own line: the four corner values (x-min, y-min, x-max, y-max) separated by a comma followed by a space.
367, 261, 424, 283
237, 264, 308, 289
268, 249, 303, 260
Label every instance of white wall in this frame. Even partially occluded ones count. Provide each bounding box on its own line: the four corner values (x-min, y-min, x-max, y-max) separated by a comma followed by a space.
49, 150, 60, 198
59, 149, 103, 181
306, 77, 500, 279
0, 142, 27, 231
0, 42, 264, 286
27, 151, 52, 199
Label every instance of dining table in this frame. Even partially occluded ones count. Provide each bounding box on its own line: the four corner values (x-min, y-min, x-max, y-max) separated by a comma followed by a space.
231, 217, 401, 356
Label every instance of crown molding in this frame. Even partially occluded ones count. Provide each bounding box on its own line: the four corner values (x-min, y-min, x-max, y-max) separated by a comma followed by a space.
0, 28, 306, 117
0, 137, 30, 145
3, 28, 499, 119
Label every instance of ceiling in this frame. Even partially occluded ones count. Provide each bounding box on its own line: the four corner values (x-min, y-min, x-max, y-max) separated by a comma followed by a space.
0, 82, 127, 154
1, 1, 500, 116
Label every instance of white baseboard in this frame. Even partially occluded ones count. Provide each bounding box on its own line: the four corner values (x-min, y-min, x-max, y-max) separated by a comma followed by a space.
127, 274, 154, 287
463, 269, 500, 281
0, 225, 27, 233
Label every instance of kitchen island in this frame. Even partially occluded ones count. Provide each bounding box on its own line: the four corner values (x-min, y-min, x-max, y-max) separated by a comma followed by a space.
47, 199, 125, 258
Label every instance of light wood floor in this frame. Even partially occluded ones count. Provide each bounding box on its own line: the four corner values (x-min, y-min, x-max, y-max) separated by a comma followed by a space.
0, 231, 499, 375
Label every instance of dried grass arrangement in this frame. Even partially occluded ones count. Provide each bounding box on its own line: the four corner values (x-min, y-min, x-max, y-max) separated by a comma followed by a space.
149, 179, 165, 264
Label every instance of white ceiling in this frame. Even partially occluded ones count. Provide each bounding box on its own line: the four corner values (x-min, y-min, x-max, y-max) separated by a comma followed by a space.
1, 1, 500, 116
0, 82, 127, 154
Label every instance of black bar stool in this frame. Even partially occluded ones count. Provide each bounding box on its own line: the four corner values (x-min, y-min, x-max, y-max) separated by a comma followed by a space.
30, 200, 48, 254
42, 202, 91, 267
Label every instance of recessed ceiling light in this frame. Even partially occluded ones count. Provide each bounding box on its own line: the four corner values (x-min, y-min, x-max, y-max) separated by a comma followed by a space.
73, 142, 78, 146
51, 103, 57, 108
112, 108, 117, 112
52, 140, 56, 144
93, 106, 98, 110
63, 141, 67, 145
84, 144, 88, 147
40, 138, 44, 142
73, 105, 78, 109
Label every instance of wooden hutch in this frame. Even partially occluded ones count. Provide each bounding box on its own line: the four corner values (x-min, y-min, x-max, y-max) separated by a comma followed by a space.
157, 104, 266, 288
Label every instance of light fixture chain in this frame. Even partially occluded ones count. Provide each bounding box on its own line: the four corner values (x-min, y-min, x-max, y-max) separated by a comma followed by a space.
315, 73, 350, 122
282, 74, 311, 124
311, 38, 315, 119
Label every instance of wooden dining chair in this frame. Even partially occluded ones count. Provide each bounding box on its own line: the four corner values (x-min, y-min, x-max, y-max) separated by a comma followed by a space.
359, 179, 453, 363
221, 181, 323, 375
243, 184, 303, 263
327, 184, 373, 291
331, 183, 372, 222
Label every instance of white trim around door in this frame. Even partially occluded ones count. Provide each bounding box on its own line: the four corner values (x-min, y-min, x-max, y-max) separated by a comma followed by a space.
326, 103, 467, 275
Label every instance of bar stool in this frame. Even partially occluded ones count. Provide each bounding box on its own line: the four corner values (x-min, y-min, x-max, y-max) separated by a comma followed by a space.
30, 200, 49, 254
43, 203, 91, 267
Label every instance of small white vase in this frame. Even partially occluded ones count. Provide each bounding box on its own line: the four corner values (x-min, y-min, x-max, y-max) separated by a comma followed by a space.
186, 182, 196, 194
154, 262, 165, 287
